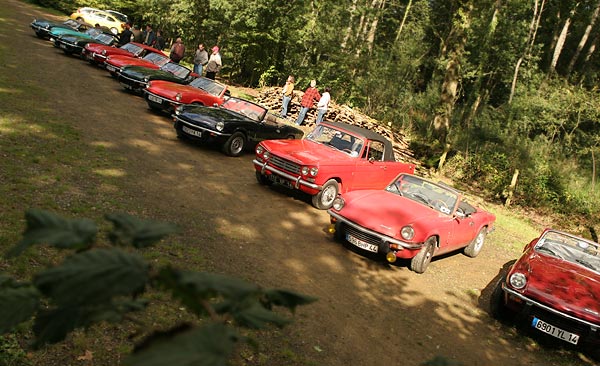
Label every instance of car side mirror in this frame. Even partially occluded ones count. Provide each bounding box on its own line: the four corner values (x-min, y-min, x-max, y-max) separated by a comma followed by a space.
368, 156, 375, 163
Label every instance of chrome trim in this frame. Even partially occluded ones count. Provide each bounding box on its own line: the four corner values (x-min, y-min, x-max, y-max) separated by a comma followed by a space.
173, 116, 230, 137
503, 285, 600, 331
253, 159, 321, 190
327, 211, 423, 250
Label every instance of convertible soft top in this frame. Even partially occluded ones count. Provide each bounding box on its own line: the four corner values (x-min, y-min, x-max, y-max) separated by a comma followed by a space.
321, 120, 396, 161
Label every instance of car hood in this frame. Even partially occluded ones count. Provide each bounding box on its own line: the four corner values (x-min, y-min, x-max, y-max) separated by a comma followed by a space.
179, 105, 241, 124
50, 29, 82, 37
521, 253, 600, 324
109, 57, 157, 69
261, 139, 356, 165
121, 66, 175, 81
61, 34, 92, 43
147, 80, 207, 99
32, 19, 58, 28
332, 190, 441, 239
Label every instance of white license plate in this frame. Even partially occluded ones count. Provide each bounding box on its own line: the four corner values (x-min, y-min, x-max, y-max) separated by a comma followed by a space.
532, 317, 579, 345
59, 43, 67, 49
106, 65, 116, 72
346, 234, 378, 253
120, 82, 132, 90
267, 174, 293, 188
182, 126, 202, 137
148, 94, 162, 103
86, 53, 94, 60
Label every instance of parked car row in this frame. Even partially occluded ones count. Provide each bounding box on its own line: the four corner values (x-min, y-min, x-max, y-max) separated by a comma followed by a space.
28, 16, 600, 357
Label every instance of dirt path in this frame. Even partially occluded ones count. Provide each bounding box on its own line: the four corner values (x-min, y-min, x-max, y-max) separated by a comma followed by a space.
2, 1, 593, 365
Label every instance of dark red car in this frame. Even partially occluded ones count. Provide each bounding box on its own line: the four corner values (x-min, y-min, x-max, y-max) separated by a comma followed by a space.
491, 229, 600, 349
145, 77, 229, 113
104, 51, 170, 76
254, 121, 416, 209
82, 42, 166, 67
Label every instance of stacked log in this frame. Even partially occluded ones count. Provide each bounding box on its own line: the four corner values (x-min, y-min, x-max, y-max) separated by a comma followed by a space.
256, 87, 420, 168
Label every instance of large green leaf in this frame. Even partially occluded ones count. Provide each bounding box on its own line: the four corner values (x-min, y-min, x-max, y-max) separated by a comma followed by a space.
33, 248, 149, 306
263, 289, 318, 312
5, 209, 97, 258
124, 323, 240, 366
226, 301, 291, 329
0, 286, 40, 333
105, 212, 178, 248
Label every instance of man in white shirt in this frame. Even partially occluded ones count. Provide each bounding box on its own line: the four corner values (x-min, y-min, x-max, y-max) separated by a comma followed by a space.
316, 87, 331, 124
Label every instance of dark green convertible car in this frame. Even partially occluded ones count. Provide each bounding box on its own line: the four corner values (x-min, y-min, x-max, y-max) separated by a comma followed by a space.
54, 27, 117, 55
117, 62, 196, 94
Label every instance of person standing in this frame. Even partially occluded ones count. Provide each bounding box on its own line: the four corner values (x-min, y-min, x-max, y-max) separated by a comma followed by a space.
155, 30, 165, 50
118, 22, 133, 46
295, 80, 320, 126
131, 25, 143, 43
280, 75, 295, 118
315, 87, 331, 124
193, 44, 209, 76
205, 46, 222, 80
142, 24, 155, 46
170, 37, 185, 63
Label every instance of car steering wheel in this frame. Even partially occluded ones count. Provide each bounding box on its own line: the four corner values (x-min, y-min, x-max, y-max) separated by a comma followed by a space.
431, 199, 449, 213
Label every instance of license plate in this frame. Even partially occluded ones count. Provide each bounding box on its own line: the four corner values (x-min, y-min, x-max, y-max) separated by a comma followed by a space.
267, 174, 293, 188
182, 126, 202, 137
148, 94, 162, 103
59, 43, 67, 49
346, 234, 378, 253
532, 317, 579, 345
106, 65, 116, 72
120, 82, 132, 90
86, 53, 94, 60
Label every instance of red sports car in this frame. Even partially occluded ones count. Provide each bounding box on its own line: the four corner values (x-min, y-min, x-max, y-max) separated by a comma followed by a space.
105, 52, 170, 76
491, 229, 600, 349
254, 121, 415, 209
82, 41, 166, 66
145, 77, 229, 113
327, 173, 496, 273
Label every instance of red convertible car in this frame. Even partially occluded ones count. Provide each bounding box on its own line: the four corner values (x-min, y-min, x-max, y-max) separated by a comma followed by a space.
254, 121, 415, 209
145, 76, 229, 113
491, 229, 600, 349
327, 173, 496, 273
82, 41, 166, 67
104, 52, 170, 76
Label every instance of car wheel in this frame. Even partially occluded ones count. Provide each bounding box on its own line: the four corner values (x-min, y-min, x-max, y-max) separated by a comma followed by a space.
222, 132, 246, 157
464, 227, 486, 258
489, 276, 511, 320
175, 125, 186, 140
286, 135, 296, 139
255, 171, 272, 186
312, 179, 339, 210
410, 237, 436, 273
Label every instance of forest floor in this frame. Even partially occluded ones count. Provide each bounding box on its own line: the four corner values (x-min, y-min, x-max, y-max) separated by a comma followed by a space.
2, 1, 599, 365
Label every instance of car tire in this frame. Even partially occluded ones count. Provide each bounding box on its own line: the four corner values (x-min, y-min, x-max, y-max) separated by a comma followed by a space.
489, 276, 511, 320
255, 171, 272, 186
312, 179, 339, 210
464, 227, 487, 258
410, 237, 436, 273
222, 132, 246, 157
175, 126, 186, 140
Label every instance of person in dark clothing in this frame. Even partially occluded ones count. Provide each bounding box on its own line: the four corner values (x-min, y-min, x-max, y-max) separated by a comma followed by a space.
142, 24, 156, 46
155, 30, 165, 50
170, 37, 185, 63
118, 22, 133, 46
131, 25, 143, 43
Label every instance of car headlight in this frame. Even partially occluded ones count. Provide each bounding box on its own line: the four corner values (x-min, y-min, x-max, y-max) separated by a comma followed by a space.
400, 226, 414, 240
309, 167, 318, 176
509, 273, 527, 289
143, 76, 150, 82
175, 105, 184, 115
262, 151, 270, 159
175, 93, 182, 102
102, 49, 107, 55
301, 167, 309, 175
216, 122, 224, 131
332, 197, 345, 211
256, 146, 264, 155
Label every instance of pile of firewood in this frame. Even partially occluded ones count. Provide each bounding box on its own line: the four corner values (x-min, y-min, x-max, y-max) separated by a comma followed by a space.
256, 87, 419, 167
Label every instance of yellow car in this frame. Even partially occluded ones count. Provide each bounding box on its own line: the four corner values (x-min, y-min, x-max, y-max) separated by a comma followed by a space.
69, 7, 125, 35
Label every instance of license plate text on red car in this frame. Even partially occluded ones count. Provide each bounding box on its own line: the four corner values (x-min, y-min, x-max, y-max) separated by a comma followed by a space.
347, 234, 378, 253
532, 317, 579, 345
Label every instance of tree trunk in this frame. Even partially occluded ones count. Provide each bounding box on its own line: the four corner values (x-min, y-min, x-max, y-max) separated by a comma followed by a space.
394, 0, 412, 44
566, 0, 600, 77
505, 169, 520, 207
341, 0, 359, 50
549, 2, 580, 75
366, 0, 385, 54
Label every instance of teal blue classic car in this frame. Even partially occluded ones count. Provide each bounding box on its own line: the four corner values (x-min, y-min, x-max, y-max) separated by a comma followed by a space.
30, 18, 91, 40
47, 22, 98, 41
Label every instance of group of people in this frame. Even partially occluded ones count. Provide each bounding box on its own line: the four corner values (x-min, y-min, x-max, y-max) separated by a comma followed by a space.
117, 23, 223, 79
280, 77, 331, 126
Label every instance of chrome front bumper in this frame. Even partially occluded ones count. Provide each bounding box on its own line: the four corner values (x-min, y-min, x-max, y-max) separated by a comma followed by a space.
253, 159, 321, 191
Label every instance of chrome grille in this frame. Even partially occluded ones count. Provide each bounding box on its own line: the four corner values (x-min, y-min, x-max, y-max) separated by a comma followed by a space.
269, 155, 300, 174
342, 223, 382, 246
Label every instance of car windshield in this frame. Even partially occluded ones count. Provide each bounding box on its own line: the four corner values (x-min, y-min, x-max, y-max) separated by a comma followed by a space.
161, 63, 191, 79
121, 43, 143, 55
106, 10, 128, 23
93, 33, 114, 44
222, 98, 267, 121
85, 28, 102, 37
306, 124, 365, 157
189, 77, 226, 97
143, 52, 169, 66
385, 174, 459, 215
535, 230, 600, 272
63, 19, 79, 27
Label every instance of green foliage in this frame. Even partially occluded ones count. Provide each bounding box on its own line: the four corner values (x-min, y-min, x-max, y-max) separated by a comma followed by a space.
1, 210, 316, 363
0, 334, 30, 366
